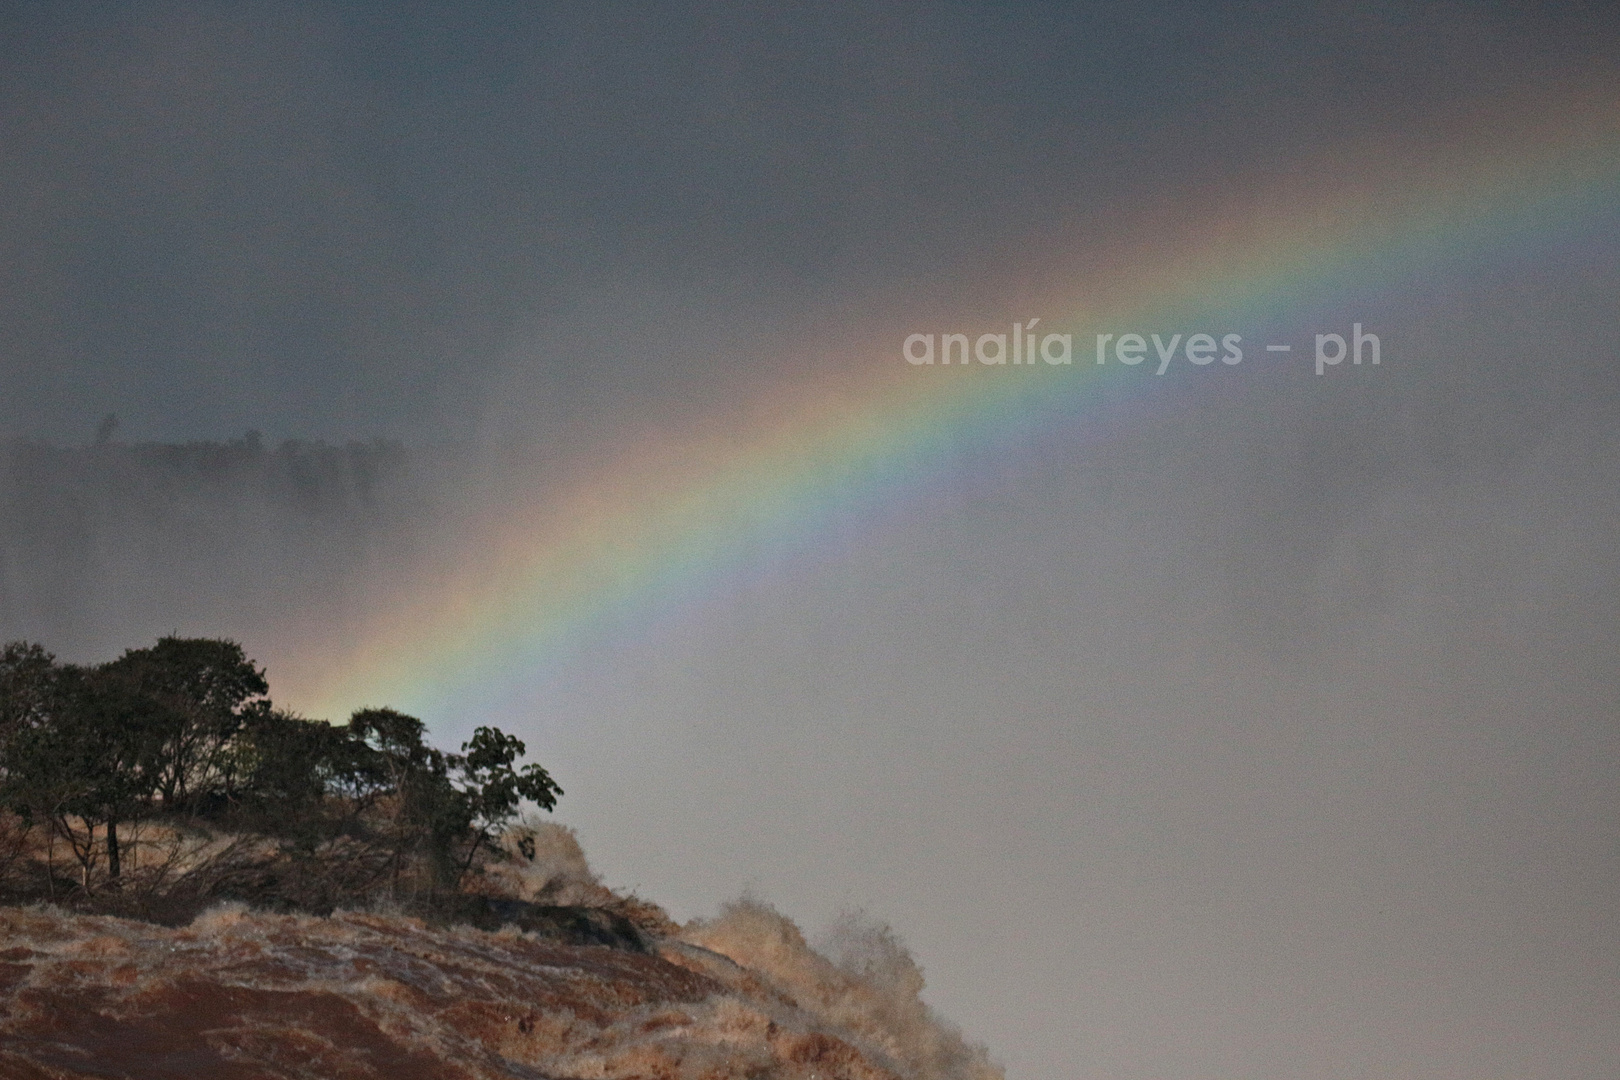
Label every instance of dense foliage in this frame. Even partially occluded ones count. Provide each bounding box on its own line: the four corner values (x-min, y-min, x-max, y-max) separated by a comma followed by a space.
0, 637, 560, 908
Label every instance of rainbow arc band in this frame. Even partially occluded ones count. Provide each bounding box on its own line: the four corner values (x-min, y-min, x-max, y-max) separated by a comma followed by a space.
306, 95, 1620, 721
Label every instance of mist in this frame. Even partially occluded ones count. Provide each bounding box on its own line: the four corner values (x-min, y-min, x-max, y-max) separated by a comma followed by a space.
2, 3, 1618, 1078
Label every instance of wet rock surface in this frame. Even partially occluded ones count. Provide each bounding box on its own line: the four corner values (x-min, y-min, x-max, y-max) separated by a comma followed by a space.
417, 898, 650, 954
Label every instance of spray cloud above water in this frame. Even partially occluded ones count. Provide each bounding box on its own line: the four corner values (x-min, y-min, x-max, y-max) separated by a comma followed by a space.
2, 4, 1619, 1077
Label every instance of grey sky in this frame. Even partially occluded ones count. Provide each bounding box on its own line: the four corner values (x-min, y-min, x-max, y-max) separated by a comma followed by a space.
2, 1, 1613, 443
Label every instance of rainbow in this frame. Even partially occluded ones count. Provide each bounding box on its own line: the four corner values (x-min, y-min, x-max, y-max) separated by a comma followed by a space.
300, 89, 1620, 723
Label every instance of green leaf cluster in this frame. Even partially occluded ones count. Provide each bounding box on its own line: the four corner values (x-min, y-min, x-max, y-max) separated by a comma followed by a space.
0, 637, 561, 897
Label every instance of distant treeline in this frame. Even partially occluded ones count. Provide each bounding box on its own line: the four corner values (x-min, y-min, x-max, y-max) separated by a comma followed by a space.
0, 432, 433, 660
0, 636, 559, 918
2, 430, 411, 519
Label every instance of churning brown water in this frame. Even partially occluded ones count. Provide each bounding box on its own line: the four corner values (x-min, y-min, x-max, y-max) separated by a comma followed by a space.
0, 899, 1001, 1080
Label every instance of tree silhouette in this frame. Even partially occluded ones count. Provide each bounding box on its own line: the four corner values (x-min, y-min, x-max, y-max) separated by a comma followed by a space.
0, 637, 563, 902
102, 637, 268, 813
